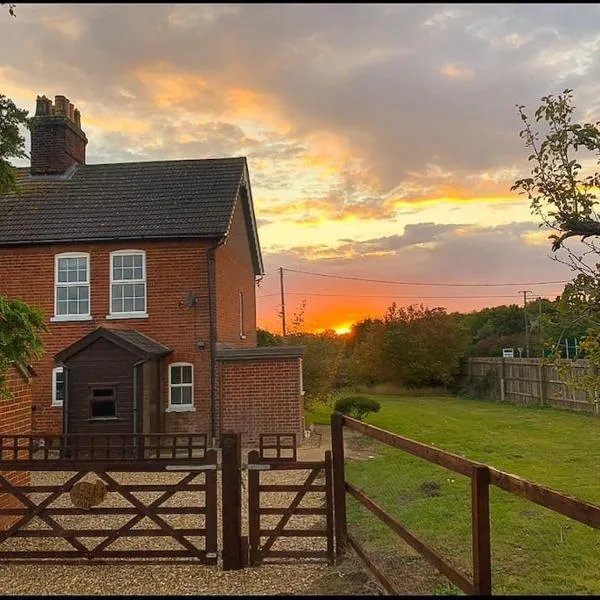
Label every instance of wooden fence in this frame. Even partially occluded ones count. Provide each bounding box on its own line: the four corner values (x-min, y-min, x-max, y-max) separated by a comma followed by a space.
332, 413, 600, 595
464, 357, 600, 415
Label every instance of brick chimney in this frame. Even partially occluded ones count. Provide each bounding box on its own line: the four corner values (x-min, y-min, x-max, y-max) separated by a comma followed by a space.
30, 94, 88, 176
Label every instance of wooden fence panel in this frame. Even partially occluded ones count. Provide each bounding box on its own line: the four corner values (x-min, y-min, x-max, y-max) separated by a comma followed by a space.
465, 358, 599, 415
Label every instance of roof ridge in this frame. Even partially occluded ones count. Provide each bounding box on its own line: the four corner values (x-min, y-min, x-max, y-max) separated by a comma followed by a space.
84, 156, 247, 168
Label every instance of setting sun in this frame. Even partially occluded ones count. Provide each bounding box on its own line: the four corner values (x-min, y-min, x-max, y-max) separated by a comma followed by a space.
333, 323, 353, 335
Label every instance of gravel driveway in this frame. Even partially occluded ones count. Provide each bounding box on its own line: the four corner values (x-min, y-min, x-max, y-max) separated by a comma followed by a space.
0, 433, 379, 596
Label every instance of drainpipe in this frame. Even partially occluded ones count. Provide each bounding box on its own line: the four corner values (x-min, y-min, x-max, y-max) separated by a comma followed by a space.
132, 360, 145, 458
62, 364, 69, 458
207, 237, 227, 448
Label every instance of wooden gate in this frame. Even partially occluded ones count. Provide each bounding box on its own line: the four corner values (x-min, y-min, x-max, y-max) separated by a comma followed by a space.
246, 434, 334, 565
0, 434, 217, 564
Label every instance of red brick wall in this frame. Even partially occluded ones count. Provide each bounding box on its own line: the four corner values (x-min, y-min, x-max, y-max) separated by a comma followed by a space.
218, 357, 303, 446
215, 194, 258, 347
0, 240, 215, 435
0, 366, 33, 530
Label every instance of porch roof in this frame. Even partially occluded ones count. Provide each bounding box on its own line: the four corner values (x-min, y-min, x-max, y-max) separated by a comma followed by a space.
55, 327, 172, 363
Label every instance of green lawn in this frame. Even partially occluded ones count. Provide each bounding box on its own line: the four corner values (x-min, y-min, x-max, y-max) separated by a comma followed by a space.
323, 395, 600, 595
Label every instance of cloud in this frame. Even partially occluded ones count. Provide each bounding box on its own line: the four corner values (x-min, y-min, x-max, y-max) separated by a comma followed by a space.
1, 4, 595, 330
257, 221, 571, 330
5, 4, 600, 201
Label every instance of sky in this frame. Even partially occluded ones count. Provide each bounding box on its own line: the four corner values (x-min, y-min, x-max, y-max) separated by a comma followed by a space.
2, 3, 598, 334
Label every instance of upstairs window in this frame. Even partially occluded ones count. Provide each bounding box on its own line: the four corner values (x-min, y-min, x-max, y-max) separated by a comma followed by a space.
54, 253, 90, 319
110, 250, 146, 316
168, 363, 194, 411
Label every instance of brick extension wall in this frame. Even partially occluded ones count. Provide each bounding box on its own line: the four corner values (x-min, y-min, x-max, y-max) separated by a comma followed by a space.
218, 356, 304, 447
0, 366, 33, 530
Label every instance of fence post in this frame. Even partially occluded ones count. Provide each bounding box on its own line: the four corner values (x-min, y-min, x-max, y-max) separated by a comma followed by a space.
472, 465, 492, 595
205, 448, 218, 560
538, 360, 546, 406
331, 412, 347, 561
500, 358, 505, 403
247, 449, 260, 566
221, 432, 245, 570
324, 450, 335, 565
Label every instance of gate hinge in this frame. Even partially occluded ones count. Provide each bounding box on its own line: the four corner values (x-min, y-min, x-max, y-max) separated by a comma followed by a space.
243, 463, 271, 471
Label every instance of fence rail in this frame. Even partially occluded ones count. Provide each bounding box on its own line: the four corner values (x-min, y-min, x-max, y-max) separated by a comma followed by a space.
0, 434, 208, 469
465, 357, 600, 415
332, 413, 600, 596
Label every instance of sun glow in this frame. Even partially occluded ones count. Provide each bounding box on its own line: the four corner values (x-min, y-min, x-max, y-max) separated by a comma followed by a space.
333, 323, 353, 335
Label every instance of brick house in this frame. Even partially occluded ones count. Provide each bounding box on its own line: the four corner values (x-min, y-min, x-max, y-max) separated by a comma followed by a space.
0, 364, 35, 529
0, 94, 304, 446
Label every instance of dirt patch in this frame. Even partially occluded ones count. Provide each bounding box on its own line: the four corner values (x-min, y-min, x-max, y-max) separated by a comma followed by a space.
302, 554, 384, 596
297, 425, 381, 462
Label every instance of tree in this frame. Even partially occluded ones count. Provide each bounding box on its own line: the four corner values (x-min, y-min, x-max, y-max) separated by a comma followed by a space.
0, 297, 46, 397
0, 94, 29, 195
512, 89, 600, 393
0, 94, 47, 397
380, 303, 469, 387
2, 3, 16, 17
256, 328, 283, 347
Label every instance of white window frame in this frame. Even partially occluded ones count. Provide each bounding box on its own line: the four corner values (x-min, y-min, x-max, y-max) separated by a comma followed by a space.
52, 366, 65, 407
51, 252, 91, 322
167, 362, 195, 413
239, 291, 246, 340
107, 249, 148, 319
299, 358, 305, 396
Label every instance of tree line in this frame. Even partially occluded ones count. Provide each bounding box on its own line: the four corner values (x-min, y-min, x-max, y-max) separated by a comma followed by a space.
258, 293, 596, 401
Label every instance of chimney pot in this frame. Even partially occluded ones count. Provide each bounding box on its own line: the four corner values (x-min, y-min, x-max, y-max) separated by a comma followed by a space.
54, 95, 69, 116
30, 93, 87, 175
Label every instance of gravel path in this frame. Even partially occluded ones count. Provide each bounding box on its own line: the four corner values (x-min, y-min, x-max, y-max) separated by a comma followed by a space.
0, 435, 378, 596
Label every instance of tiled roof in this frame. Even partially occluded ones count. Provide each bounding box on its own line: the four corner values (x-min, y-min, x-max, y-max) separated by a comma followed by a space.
0, 158, 262, 272
108, 328, 172, 357
55, 327, 172, 363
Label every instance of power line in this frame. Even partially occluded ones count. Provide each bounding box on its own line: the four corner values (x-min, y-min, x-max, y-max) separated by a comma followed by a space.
257, 292, 562, 300
280, 267, 570, 288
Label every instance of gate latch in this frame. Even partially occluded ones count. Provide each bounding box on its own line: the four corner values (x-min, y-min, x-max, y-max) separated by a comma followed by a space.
244, 464, 271, 471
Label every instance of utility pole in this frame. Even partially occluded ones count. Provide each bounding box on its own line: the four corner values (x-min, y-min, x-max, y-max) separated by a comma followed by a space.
519, 290, 532, 358
279, 267, 287, 337
538, 296, 543, 358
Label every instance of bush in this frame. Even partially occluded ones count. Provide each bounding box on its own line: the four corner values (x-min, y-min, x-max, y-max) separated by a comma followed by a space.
334, 396, 381, 421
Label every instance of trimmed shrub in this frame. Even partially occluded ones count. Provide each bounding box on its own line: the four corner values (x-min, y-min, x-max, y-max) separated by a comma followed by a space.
334, 396, 381, 421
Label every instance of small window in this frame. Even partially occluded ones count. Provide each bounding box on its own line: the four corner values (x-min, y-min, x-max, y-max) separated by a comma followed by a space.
239, 291, 246, 339
52, 367, 65, 407
169, 363, 194, 411
90, 387, 116, 418
54, 253, 90, 319
110, 250, 147, 316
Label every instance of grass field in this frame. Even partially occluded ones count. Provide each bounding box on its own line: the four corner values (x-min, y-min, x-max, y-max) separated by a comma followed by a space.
307, 395, 600, 595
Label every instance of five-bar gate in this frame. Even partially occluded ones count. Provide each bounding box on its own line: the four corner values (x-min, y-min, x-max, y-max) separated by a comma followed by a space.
0, 432, 335, 567
247, 434, 334, 565
0, 434, 217, 564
